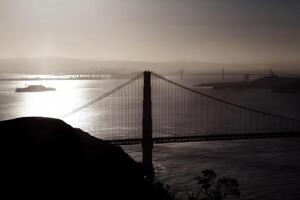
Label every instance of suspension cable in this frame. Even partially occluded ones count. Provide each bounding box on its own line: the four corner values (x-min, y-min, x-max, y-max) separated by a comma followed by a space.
61, 72, 144, 118
151, 71, 300, 123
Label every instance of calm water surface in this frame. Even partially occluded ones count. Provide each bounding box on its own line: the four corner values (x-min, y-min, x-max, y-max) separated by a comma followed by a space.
0, 76, 300, 200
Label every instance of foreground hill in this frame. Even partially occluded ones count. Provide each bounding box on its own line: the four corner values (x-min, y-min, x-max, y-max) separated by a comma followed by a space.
0, 117, 149, 200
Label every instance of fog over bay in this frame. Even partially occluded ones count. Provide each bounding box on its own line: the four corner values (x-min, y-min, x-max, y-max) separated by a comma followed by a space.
0, 0, 299, 73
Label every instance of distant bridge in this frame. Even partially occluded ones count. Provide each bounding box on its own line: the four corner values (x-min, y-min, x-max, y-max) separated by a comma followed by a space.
177, 69, 300, 81
0, 72, 132, 81
62, 71, 300, 177
1, 70, 299, 81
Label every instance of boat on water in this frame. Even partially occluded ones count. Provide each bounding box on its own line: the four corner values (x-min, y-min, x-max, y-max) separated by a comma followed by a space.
15, 85, 56, 92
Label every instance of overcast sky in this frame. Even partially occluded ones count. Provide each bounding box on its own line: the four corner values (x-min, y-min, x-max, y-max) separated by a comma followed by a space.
0, 0, 299, 64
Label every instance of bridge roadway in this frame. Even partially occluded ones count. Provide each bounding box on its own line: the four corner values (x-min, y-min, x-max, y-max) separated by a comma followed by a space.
108, 131, 300, 145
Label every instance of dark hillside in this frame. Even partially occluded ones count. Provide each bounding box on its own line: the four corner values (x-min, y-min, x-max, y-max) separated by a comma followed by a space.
0, 117, 145, 200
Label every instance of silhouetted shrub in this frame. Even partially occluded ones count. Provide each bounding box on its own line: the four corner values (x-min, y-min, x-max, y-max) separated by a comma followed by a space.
142, 179, 178, 200
186, 169, 240, 200
152, 181, 178, 200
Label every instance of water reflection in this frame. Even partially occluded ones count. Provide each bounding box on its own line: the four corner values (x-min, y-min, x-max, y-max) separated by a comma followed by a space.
17, 80, 85, 119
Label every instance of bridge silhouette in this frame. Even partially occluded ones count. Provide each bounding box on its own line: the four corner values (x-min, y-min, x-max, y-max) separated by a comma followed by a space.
62, 71, 300, 177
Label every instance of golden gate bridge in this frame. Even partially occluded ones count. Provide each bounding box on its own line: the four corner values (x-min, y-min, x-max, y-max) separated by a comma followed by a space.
62, 71, 300, 177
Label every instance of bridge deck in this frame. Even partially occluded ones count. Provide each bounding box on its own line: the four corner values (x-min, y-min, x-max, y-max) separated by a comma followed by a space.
108, 131, 300, 145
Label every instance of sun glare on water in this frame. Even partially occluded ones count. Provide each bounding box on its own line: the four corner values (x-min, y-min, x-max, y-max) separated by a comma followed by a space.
20, 80, 84, 119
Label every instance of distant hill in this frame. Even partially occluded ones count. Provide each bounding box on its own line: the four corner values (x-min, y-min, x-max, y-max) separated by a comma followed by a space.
199, 74, 300, 93
0, 57, 299, 75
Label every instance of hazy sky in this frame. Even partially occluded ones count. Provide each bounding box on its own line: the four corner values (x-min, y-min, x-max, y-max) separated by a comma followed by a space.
0, 0, 299, 64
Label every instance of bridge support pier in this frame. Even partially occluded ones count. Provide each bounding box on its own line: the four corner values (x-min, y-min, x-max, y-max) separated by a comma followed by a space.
142, 71, 154, 180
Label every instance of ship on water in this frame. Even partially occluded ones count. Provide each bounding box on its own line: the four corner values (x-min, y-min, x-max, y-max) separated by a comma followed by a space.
15, 85, 56, 93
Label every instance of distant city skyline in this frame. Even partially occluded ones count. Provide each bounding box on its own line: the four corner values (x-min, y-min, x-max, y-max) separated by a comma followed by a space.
0, 0, 299, 68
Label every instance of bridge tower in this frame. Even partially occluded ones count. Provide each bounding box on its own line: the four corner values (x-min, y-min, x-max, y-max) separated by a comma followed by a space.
142, 71, 154, 179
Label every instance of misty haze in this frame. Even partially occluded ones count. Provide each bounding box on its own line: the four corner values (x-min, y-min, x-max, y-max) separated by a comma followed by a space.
0, 1, 300, 200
